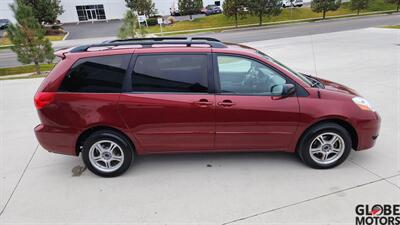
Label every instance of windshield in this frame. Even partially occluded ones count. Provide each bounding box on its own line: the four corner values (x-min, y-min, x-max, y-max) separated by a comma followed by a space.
256, 50, 313, 86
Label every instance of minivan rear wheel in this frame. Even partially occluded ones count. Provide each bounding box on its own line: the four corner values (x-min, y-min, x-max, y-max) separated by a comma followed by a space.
82, 130, 133, 177
297, 123, 351, 169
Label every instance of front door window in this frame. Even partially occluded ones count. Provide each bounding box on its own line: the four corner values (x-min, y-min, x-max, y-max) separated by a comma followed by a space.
217, 55, 287, 95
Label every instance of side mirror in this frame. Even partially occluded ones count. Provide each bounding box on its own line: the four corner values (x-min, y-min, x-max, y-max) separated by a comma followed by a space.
271, 83, 296, 98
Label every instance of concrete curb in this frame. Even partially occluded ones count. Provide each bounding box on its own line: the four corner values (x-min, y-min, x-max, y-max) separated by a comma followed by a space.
62, 32, 70, 41
0, 72, 36, 79
0, 45, 13, 50
0, 71, 49, 79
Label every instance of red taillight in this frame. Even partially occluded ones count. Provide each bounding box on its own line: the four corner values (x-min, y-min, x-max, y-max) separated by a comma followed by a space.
34, 92, 55, 109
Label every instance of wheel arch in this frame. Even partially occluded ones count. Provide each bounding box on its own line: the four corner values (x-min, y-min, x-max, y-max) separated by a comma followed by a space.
296, 118, 358, 151
76, 126, 136, 156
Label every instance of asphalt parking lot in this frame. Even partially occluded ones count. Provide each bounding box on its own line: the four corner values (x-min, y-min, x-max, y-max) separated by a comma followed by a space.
63, 14, 206, 40
0, 28, 399, 224
63, 20, 123, 40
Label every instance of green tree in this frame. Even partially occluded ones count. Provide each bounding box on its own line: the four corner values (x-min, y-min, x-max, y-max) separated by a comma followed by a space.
21, 0, 64, 24
178, 0, 203, 19
118, 10, 146, 39
385, 0, 399, 11
7, 1, 54, 75
248, 0, 282, 26
125, 0, 157, 16
311, 0, 341, 19
350, 0, 368, 15
223, 0, 248, 27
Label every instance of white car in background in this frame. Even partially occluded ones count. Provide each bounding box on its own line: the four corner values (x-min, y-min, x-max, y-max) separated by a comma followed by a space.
282, 0, 303, 7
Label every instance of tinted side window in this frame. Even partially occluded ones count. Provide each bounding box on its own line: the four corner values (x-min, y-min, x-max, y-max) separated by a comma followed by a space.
132, 54, 208, 93
217, 55, 286, 95
59, 54, 130, 93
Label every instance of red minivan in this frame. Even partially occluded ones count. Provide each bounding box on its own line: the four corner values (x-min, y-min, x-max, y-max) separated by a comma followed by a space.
34, 37, 380, 177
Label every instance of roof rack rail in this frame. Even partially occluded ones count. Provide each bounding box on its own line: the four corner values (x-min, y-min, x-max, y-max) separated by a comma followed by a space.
70, 37, 226, 53
103, 37, 223, 43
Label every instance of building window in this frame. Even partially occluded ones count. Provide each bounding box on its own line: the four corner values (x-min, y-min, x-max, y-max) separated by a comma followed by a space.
76, 5, 106, 21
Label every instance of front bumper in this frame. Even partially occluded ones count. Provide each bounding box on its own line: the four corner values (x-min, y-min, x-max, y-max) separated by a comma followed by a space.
356, 112, 381, 150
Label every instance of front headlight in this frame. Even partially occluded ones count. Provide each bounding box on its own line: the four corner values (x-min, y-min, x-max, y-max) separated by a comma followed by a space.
352, 97, 375, 111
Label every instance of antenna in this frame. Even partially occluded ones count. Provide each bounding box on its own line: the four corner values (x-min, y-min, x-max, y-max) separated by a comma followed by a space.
310, 34, 318, 78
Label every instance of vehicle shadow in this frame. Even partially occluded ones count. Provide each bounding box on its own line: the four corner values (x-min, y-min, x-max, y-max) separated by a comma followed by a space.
123, 151, 305, 176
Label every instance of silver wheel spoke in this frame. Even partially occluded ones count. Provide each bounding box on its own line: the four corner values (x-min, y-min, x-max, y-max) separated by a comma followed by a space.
105, 160, 111, 168
93, 155, 102, 161
321, 152, 328, 161
109, 143, 117, 152
95, 143, 105, 153
331, 147, 341, 153
310, 147, 322, 154
317, 136, 326, 145
100, 159, 108, 166
329, 136, 339, 145
111, 155, 123, 162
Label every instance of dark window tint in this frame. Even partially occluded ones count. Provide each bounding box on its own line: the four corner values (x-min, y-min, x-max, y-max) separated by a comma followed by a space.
132, 54, 208, 93
59, 55, 130, 93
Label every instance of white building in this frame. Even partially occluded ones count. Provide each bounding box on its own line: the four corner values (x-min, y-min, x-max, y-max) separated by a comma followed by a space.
1, 0, 224, 23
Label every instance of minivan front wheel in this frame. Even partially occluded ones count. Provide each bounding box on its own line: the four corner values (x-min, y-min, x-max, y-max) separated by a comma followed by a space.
82, 130, 133, 177
298, 123, 351, 169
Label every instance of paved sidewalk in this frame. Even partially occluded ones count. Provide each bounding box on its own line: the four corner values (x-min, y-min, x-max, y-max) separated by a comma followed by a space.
0, 28, 399, 225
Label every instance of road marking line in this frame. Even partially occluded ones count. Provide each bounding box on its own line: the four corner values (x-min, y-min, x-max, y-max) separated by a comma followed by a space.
0, 144, 39, 217
222, 173, 400, 225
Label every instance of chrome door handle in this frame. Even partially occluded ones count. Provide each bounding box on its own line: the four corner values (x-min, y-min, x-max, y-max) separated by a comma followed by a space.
194, 99, 213, 106
218, 100, 235, 107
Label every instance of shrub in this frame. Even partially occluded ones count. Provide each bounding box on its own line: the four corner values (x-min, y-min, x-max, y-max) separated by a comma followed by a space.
147, 17, 158, 26
51, 25, 62, 29
45, 27, 65, 35
166, 16, 177, 24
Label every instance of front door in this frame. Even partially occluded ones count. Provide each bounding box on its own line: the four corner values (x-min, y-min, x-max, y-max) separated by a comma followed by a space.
119, 53, 215, 152
214, 54, 300, 150
86, 9, 97, 20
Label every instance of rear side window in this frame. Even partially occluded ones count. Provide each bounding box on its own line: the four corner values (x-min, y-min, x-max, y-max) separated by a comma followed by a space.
132, 54, 208, 93
59, 54, 130, 93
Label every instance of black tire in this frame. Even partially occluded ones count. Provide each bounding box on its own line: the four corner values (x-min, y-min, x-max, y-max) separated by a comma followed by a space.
82, 130, 134, 177
297, 123, 351, 169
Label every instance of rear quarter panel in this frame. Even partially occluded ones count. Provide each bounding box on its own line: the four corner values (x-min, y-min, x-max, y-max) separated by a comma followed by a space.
35, 49, 135, 155
36, 93, 128, 155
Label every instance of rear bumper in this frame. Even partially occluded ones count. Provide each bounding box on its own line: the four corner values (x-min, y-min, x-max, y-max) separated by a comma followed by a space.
34, 124, 79, 156
356, 112, 381, 150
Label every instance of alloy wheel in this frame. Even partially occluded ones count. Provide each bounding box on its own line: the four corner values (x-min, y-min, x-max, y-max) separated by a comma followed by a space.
309, 132, 345, 165
88, 140, 125, 173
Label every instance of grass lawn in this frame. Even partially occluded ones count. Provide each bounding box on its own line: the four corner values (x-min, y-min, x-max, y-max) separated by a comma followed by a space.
0, 34, 65, 47
0, 64, 55, 76
146, 0, 397, 34
383, 25, 400, 28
